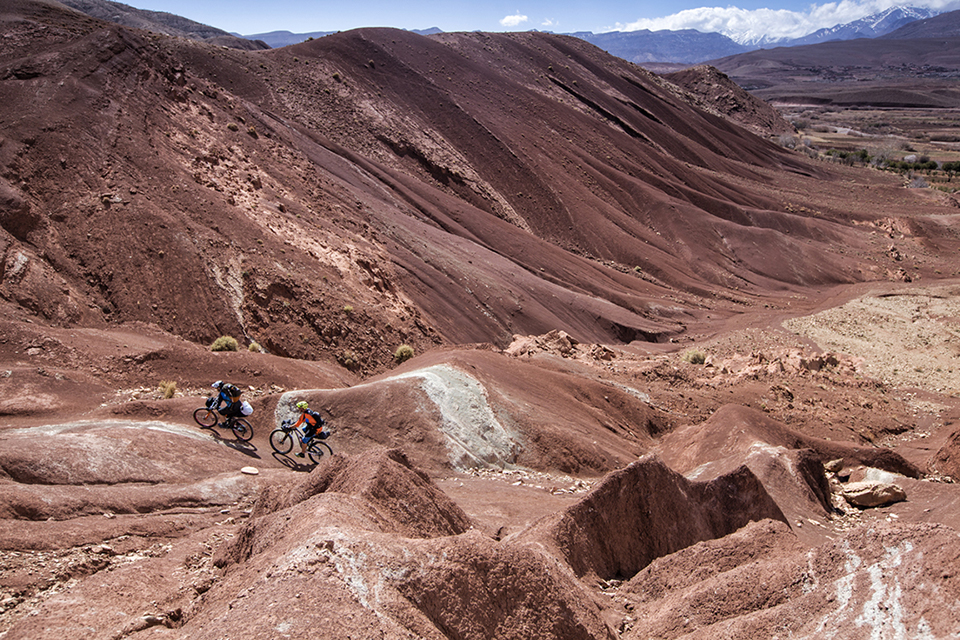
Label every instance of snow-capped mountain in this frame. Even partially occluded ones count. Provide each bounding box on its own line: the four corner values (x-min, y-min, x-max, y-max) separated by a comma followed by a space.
778, 6, 937, 46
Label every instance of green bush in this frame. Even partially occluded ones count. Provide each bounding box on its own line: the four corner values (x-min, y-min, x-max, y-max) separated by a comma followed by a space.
248, 341, 263, 353
683, 350, 706, 365
394, 344, 414, 364
210, 335, 239, 352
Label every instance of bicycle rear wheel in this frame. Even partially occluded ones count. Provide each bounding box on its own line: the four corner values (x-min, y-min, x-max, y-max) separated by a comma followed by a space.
269, 429, 293, 454
307, 440, 333, 464
231, 418, 254, 442
193, 407, 218, 428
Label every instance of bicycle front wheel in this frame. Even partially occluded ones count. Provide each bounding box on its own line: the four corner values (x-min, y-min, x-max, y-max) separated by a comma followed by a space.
231, 418, 254, 442
193, 407, 218, 428
269, 429, 293, 454
307, 440, 333, 464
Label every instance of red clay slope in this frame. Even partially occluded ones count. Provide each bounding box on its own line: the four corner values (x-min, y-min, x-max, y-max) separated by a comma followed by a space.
3, 1, 954, 375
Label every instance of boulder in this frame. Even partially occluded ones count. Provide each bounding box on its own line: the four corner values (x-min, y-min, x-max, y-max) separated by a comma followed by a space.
842, 481, 907, 508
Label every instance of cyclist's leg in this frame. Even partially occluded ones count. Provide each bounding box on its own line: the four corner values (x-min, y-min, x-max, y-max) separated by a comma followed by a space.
297, 431, 313, 457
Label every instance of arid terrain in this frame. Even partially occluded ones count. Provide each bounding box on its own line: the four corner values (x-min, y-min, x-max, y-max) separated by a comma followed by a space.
2, 1, 960, 639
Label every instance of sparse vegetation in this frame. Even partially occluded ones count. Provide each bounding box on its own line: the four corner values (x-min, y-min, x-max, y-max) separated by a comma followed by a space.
338, 349, 358, 370
343, 305, 354, 314
227, 122, 239, 132
778, 135, 798, 149
158, 380, 177, 399
248, 341, 263, 353
825, 148, 871, 165
683, 350, 706, 365
394, 344, 414, 364
210, 335, 239, 352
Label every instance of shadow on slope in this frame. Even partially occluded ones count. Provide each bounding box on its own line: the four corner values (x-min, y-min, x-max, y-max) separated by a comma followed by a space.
656, 404, 921, 543
509, 454, 786, 581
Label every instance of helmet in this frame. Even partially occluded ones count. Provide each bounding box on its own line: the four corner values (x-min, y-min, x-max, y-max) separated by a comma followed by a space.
296, 401, 309, 410
211, 380, 223, 389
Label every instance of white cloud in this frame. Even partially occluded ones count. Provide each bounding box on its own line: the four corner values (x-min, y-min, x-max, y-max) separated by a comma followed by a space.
500, 12, 529, 28
542, 18, 557, 28
615, 0, 960, 44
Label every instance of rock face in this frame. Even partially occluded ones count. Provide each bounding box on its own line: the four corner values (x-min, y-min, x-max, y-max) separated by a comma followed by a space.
842, 481, 907, 507
510, 454, 786, 580
663, 65, 796, 137
932, 425, 960, 480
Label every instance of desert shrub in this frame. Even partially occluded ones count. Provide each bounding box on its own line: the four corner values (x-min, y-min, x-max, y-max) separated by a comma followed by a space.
683, 350, 706, 365
158, 380, 178, 399
210, 335, 239, 352
778, 135, 798, 149
908, 176, 929, 189
338, 349, 358, 370
394, 344, 414, 364
825, 148, 870, 165
227, 122, 239, 132
343, 305, 353, 314
248, 341, 263, 353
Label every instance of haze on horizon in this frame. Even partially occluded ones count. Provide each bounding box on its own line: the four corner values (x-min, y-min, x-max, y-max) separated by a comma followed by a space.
129, 0, 960, 43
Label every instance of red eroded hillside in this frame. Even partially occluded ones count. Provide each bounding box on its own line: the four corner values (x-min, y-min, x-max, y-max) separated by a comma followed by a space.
3, 1, 957, 374
4, 2, 960, 639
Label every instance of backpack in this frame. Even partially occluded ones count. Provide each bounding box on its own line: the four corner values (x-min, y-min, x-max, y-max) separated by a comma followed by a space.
221, 383, 241, 401
240, 400, 254, 416
305, 409, 324, 428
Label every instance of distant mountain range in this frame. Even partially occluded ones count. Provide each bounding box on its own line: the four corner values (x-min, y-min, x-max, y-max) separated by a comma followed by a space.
566, 6, 946, 64
238, 5, 951, 65
239, 27, 442, 49
569, 29, 749, 65
784, 6, 936, 46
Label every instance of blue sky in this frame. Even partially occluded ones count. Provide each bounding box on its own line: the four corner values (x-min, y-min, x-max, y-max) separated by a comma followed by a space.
133, 0, 960, 42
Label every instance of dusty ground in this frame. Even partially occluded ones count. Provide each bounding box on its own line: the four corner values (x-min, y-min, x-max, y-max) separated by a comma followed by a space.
8, 278, 960, 638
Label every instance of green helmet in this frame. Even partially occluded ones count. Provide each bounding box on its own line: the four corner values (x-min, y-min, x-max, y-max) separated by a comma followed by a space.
296, 401, 309, 410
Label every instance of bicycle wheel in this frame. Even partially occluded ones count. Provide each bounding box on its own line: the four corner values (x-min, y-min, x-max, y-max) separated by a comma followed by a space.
307, 440, 333, 464
193, 407, 218, 428
231, 418, 254, 442
269, 429, 293, 454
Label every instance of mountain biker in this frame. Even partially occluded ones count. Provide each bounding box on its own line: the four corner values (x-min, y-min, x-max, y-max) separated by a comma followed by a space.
210, 380, 243, 425
292, 400, 325, 458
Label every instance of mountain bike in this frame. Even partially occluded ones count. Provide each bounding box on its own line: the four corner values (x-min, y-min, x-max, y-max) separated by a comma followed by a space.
269, 420, 333, 463
193, 404, 254, 441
